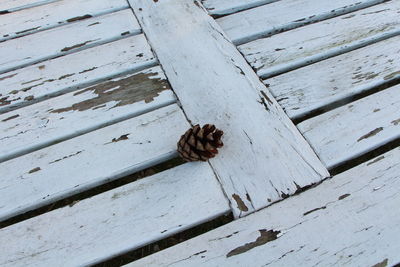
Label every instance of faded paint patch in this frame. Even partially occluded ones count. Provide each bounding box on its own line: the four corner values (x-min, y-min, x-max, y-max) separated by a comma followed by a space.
2, 114, 19, 122
50, 71, 170, 113
357, 127, 383, 142
28, 167, 41, 174
232, 194, 248, 212
226, 229, 280, 257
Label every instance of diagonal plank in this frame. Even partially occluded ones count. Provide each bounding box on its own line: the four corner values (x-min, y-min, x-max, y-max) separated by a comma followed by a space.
0, 0, 128, 41
240, 1, 400, 79
129, 147, 400, 267
0, 34, 156, 113
217, 0, 387, 45
0, 66, 175, 163
265, 36, 400, 120
0, 0, 59, 13
201, 0, 278, 16
0, 105, 187, 221
130, 0, 329, 218
0, 9, 140, 74
298, 84, 400, 169
0, 163, 230, 266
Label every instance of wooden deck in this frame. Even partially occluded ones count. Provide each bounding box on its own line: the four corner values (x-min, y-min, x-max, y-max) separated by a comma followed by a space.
0, 0, 399, 266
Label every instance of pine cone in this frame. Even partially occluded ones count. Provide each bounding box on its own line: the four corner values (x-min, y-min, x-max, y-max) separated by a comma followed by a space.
177, 124, 224, 162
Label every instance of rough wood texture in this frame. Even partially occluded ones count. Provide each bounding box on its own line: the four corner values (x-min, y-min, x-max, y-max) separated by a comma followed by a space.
217, 0, 387, 45
0, 9, 140, 74
201, 0, 278, 16
240, 1, 400, 78
0, 105, 188, 221
0, 0, 128, 41
0, 34, 156, 113
298, 84, 400, 169
266, 36, 400, 120
0, 0, 59, 13
130, 147, 400, 267
0, 163, 230, 266
130, 0, 329, 218
0, 67, 175, 163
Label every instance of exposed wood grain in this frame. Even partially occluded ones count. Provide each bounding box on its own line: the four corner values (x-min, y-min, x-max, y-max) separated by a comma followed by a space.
0, 66, 175, 163
217, 0, 387, 45
265, 36, 400, 120
201, 0, 278, 16
0, 34, 156, 114
130, 0, 329, 218
0, 0, 129, 41
0, 9, 140, 74
0, 105, 190, 221
0, 162, 230, 266
240, 1, 400, 78
129, 147, 400, 267
0, 0, 59, 13
297, 84, 400, 169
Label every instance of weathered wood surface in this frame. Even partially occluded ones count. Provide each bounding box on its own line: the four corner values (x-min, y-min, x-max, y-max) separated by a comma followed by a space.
0, 66, 175, 163
0, 34, 156, 114
201, 0, 277, 16
0, 0, 129, 41
266, 36, 400, 120
130, 0, 329, 218
217, 0, 387, 45
130, 147, 400, 267
0, 0, 59, 13
0, 105, 188, 221
240, 1, 400, 78
0, 9, 140, 74
0, 163, 230, 266
298, 84, 400, 169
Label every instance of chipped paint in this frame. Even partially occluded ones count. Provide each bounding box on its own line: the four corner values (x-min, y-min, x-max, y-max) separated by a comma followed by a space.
367, 155, 385, 166
372, 258, 388, 267
232, 194, 249, 212
28, 167, 41, 174
391, 118, 400, 126
357, 127, 383, 142
49, 151, 83, 164
67, 14, 93, 23
50, 71, 170, 113
15, 27, 41, 35
2, 114, 19, 122
79, 67, 97, 74
226, 229, 280, 257
110, 134, 129, 143
61, 40, 96, 52
383, 71, 400, 80
338, 193, 350, 200
303, 206, 326, 216
0, 73, 17, 81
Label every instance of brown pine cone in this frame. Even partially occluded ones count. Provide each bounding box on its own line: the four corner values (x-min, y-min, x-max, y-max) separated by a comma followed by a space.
177, 124, 224, 162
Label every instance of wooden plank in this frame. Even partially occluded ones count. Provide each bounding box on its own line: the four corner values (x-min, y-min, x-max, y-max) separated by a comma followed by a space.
0, 163, 230, 266
0, 0, 129, 41
0, 9, 140, 74
0, 0, 59, 13
201, 0, 278, 16
0, 105, 189, 221
297, 84, 400, 169
217, 0, 387, 45
130, 0, 329, 218
0, 34, 156, 114
240, 1, 400, 79
0, 66, 175, 163
265, 36, 400, 120
130, 147, 400, 267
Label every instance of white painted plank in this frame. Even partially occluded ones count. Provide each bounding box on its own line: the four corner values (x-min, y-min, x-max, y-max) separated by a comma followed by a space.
0, 9, 140, 74
0, 0, 59, 13
0, 34, 156, 113
130, 0, 329, 218
201, 0, 278, 16
217, 0, 387, 45
240, 1, 400, 78
266, 36, 400, 120
297, 84, 400, 169
0, 0, 129, 41
0, 162, 230, 267
0, 105, 189, 221
130, 147, 400, 267
0, 66, 175, 163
